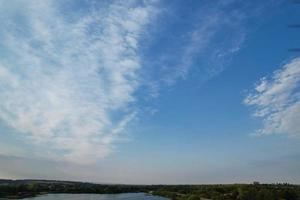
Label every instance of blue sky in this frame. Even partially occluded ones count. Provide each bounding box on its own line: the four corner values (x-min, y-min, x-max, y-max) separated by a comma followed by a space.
0, 0, 300, 184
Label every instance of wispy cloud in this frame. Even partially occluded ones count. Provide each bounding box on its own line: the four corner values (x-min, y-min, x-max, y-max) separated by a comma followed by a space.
161, 5, 244, 86
0, 0, 156, 163
141, 0, 276, 97
244, 58, 300, 137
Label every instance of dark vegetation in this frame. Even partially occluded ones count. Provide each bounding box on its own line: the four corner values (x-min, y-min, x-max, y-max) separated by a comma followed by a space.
0, 179, 299, 199
152, 184, 300, 200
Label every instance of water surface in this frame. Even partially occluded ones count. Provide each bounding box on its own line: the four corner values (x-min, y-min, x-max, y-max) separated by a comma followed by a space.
23, 193, 169, 200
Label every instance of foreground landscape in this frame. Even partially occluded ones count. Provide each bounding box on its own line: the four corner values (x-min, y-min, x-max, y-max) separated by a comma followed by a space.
0, 179, 300, 200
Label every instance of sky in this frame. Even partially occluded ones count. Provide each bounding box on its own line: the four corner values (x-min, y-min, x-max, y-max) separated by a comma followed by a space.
0, 0, 300, 184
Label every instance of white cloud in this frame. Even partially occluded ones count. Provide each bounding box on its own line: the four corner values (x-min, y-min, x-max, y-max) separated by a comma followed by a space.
244, 58, 300, 136
0, 0, 156, 163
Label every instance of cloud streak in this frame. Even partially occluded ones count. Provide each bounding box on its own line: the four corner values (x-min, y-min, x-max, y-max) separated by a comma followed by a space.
245, 58, 300, 137
0, 0, 155, 163
141, 0, 276, 97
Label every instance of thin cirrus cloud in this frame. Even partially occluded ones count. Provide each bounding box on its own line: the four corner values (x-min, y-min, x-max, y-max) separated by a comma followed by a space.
0, 0, 156, 164
141, 0, 278, 98
244, 58, 300, 137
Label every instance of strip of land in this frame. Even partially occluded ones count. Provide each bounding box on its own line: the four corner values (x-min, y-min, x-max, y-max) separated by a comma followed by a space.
0, 179, 299, 200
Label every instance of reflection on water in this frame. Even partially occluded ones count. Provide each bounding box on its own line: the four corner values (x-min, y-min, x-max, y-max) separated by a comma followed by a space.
23, 193, 169, 200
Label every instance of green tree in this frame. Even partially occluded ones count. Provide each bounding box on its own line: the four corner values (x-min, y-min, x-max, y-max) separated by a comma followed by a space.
187, 194, 200, 200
